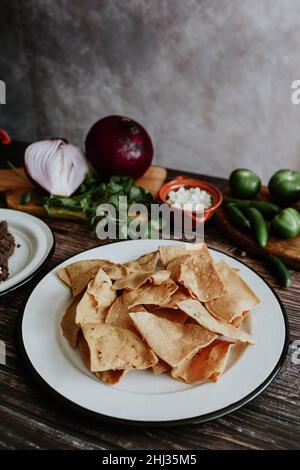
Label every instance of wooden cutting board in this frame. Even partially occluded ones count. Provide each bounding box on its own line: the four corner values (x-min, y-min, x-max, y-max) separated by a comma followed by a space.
0, 166, 167, 219
215, 186, 300, 270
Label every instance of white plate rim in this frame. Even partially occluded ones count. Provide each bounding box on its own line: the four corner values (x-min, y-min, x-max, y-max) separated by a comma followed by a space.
18, 241, 289, 427
0, 209, 55, 296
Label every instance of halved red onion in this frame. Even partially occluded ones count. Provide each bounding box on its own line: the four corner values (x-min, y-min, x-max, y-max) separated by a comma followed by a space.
25, 139, 89, 196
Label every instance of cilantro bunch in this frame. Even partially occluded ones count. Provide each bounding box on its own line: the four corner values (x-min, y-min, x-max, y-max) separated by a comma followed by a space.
22, 172, 154, 237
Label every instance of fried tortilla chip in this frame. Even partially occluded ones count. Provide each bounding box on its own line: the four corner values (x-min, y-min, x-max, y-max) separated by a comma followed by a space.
113, 270, 170, 291
100, 260, 128, 280
166, 258, 183, 281
159, 243, 205, 265
105, 296, 146, 331
172, 340, 234, 383
61, 295, 82, 347
123, 279, 178, 308
64, 259, 128, 295
113, 272, 150, 291
135, 250, 159, 271
152, 358, 170, 375
105, 296, 128, 327
75, 282, 105, 326
148, 270, 171, 285
65, 260, 104, 295
82, 323, 158, 372
57, 267, 72, 288
95, 370, 126, 385
78, 331, 91, 368
177, 299, 253, 343
169, 246, 226, 302
78, 333, 126, 384
205, 261, 260, 322
125, 250, 159, 273
129, 311, 216, 367
230, 310, 249, 328
87, 268, 117, 314
124, 260, 141, 273
159, 286, 190, 308
147, 303, 188, 362
147, 306, 188, 324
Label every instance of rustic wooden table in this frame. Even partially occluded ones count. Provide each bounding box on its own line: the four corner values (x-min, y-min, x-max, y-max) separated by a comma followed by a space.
0, 169, 299, 450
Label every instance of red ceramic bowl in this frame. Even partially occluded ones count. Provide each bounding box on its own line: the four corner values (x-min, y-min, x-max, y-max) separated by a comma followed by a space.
159, 176, 223, 223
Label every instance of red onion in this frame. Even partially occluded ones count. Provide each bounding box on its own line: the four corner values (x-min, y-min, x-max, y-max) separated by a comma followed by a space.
85, 115, 153, 179
25, 139, 89, 196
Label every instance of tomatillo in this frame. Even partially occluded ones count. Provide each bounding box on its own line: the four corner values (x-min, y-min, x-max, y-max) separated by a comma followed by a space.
268, 169, 300, 205
271, 207, 300, 238
229, 168, 261, 199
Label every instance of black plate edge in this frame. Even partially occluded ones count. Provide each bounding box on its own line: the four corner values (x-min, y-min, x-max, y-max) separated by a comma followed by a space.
0, 213, 56, 297
17, 244, 290, 428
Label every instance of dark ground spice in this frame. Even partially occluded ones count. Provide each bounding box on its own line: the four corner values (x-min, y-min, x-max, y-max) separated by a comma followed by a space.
0, 220, 16, 282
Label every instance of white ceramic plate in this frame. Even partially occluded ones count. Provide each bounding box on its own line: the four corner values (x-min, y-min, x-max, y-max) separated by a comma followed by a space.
0, 209, 55, 296
19, 239, 289, 425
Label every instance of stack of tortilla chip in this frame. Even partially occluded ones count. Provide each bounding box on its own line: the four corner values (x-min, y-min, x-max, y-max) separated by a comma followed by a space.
59, 244, 259, 386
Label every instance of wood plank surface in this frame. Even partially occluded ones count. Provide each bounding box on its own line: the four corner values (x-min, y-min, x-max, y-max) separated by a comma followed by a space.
0, 169, 299, 450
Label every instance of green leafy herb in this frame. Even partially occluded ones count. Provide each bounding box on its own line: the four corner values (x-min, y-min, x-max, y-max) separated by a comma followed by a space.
20, 192, 32, 204
40, 172, 155, 237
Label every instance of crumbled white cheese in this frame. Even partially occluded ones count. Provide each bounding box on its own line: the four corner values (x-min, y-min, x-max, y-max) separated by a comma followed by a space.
167, 186, 212, 211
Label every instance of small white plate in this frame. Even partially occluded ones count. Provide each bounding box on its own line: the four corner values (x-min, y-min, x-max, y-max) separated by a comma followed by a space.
19, 239, 289, 426
0, 209, 55, 295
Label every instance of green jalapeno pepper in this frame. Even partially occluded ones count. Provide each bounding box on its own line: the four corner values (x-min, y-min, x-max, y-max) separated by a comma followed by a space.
224, 197, 280, 220
225, 205, 251, 231
224, 196, 251, 208
249, 201, 280, 220
268, 255, 291, 288
244, 207, 268, 247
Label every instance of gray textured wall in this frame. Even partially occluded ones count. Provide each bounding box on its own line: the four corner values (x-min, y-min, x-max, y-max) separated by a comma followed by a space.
1, 0, 300, 181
